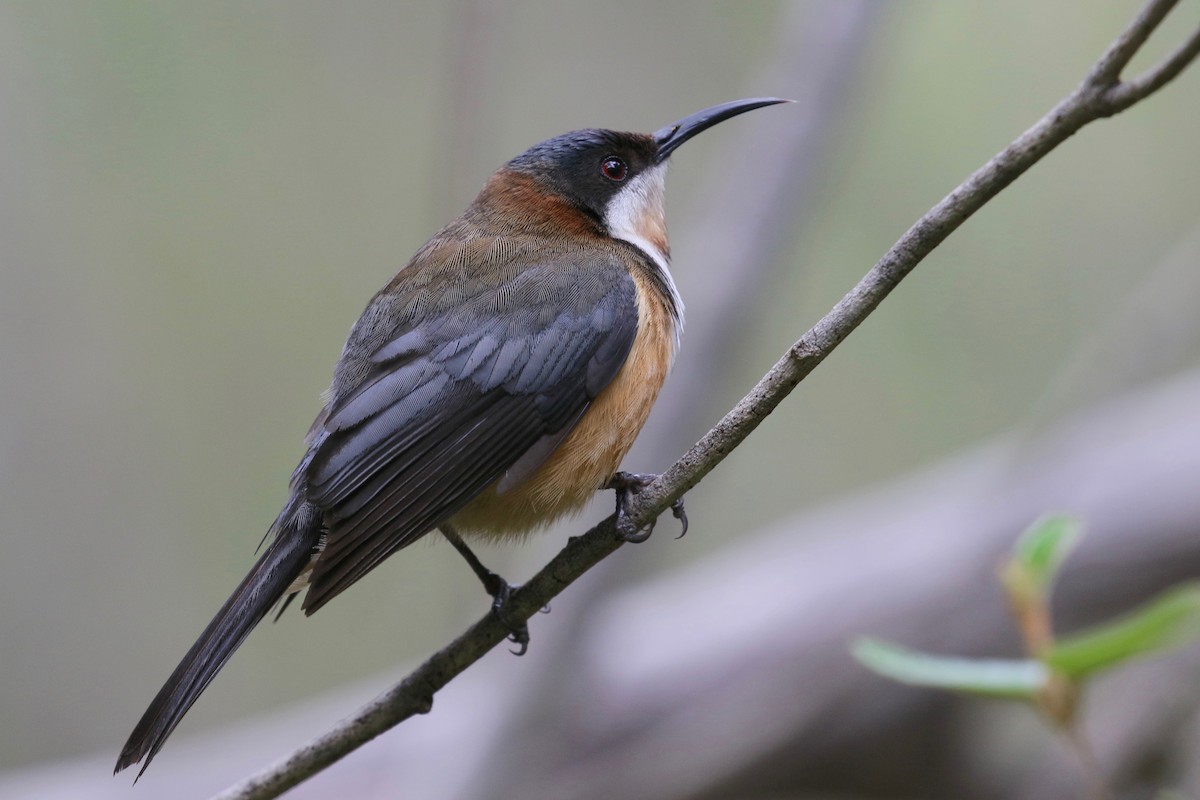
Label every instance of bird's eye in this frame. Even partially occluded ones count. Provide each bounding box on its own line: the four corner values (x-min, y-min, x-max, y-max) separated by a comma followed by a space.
600, 156, 628, 182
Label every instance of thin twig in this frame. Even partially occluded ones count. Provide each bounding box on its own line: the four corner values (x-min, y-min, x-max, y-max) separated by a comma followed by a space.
1084, 0, 1179, 85
213, 2, 1200, 798
1104, 23, 1200, 110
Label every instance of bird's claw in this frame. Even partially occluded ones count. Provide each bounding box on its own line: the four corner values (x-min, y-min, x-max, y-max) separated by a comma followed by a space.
605, 471, 688, 543
442, 528, 535, 655
671, 496, 688, 539
488, 580, 531, 656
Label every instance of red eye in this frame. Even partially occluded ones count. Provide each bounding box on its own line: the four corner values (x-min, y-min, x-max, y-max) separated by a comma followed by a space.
600, 156, 627, 182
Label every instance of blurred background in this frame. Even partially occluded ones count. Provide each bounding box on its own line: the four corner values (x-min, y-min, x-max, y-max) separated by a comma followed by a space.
1, 2, 1199, 798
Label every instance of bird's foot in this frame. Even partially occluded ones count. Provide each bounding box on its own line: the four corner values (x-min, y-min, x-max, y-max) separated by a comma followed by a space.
485, 577, 532, 656
441, 525, 541, 655
605, 471, 688, 543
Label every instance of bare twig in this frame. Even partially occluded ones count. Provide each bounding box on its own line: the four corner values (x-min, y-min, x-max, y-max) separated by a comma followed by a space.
1085, 0, 1179, 85
213, 2, 1200, 798
1083, 0, 1200, 109
629, 0, 1200, 546
1103, 22, 1200, 110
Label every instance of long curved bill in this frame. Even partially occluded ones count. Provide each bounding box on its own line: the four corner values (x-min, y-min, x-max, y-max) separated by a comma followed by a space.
653, 97, 792, 161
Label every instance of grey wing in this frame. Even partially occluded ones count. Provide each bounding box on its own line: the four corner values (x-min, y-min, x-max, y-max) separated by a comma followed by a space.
299, 261, 638, 613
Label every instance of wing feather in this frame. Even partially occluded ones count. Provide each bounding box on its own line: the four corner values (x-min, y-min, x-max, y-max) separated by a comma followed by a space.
299, 246, 640, 613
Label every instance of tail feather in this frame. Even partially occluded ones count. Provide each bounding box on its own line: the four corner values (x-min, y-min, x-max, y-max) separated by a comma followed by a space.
115, 511, 321, 777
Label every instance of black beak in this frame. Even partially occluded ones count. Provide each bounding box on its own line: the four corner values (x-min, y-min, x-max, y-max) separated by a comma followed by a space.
653, 97, 791, 161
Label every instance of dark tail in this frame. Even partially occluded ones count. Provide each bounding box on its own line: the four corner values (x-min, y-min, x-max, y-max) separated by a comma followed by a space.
115, 510, 321, 778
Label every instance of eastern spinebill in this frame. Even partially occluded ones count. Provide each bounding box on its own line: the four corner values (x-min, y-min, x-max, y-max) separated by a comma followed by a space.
116, 97, 790, 776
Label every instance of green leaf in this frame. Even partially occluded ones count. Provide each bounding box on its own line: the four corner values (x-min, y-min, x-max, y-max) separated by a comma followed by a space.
1045, 583, 1200, 678
1011, 514, 1082, 590
853, 638, 1048, 699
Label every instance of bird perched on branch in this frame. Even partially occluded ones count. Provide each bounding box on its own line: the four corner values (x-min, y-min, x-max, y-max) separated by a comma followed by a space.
116, 97, 789, 776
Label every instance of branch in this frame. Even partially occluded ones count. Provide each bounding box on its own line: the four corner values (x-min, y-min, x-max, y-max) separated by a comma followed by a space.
1103, 22, 1200, 111
213, 2, 1200, 798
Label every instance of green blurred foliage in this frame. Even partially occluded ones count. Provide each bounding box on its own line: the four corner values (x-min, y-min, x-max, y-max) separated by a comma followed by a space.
853, 639, 1048, 699
1047, 584, 1200, 678
0, 0, 1196, 772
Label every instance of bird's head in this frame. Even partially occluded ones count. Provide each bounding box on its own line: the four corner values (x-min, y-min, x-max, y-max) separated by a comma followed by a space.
489, 98, 791, 264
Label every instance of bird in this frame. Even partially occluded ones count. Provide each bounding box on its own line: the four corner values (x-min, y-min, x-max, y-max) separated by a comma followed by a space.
115, 97, 790, 777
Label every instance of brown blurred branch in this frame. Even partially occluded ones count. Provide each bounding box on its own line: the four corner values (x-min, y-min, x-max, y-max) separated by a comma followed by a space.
213, 2, 1200, 798
492, 368, 1200, 800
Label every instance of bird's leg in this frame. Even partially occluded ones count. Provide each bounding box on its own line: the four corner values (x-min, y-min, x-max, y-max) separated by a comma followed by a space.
439, 524, 530, 655
605, 471, 688, 543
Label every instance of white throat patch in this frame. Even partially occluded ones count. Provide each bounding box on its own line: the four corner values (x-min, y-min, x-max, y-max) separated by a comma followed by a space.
602, 163, 684, 339
603, 163, 670, 272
